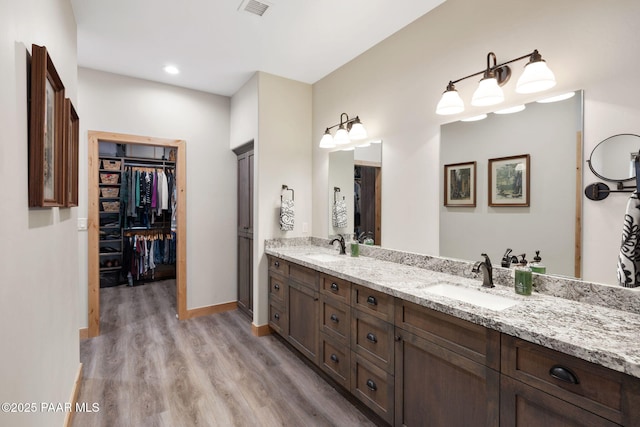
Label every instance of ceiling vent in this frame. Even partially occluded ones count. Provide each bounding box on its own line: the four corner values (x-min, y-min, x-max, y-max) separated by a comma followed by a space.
238, 0, 271, 16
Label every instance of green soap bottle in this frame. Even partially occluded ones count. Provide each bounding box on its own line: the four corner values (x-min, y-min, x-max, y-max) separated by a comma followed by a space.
514, 254, 532, 296
530, 250, 546, 274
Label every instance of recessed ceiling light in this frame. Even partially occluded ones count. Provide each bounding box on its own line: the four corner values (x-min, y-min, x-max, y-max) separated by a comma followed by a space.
163, 65, 180, 75
461, 114, 487, 122
536, 92, 576, 103
494, 105, 526, 115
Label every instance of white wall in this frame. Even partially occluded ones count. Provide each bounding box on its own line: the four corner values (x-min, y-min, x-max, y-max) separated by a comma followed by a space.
254, 72, 312, 325
0, 0, 80, 426
230, 73, 258, 150
312, 0, 640, 285
78, 68, 236, 325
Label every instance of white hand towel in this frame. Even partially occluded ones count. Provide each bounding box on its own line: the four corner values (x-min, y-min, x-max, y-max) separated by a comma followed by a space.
617, 192, 640, 287
280, 199, 294, 231
332, 199, 348, 228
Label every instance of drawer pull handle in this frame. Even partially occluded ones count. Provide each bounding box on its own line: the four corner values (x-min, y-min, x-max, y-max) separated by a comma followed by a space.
330, 354, 339, 363
366, 332, 377, 343
330, 314, 339, 323
366, 296, 377, 306
366, 379, 377, 391
274, 284, 280, 290
330, 282, 339, 291
274, 313, 280, 320
549, 365, 580, 385
274, 261, 280, 267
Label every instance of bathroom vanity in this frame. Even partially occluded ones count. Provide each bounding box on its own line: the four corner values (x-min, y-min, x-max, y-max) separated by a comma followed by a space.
265, 239, 640, 426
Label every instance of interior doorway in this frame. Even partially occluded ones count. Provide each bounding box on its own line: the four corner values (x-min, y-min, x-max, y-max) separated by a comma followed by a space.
87, 131, 187, 337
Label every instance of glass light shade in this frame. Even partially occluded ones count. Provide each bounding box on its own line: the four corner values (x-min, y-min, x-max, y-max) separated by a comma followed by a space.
471, 77, 504, 107
494, 104, 526, 115
334, 127, 350, 145
319, 132, 335, 148
436, 89, 464, 115
516, 61, 556, 94
348, 122, 367, 140
536, 91, 575, 103
461, 114, 487, 122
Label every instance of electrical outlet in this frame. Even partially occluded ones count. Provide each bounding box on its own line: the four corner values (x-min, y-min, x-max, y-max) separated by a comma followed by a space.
302, 222, 308, 233
77, 218, 88, 230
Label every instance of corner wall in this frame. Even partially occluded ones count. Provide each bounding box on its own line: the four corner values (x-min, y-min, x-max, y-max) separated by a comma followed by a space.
312, 0, 640, 285
0, 0, 80, 426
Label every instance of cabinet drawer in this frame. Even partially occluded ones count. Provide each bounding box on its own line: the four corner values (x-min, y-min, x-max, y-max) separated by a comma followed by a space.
320, 333, 350, 389
351, 352, 394, 425
320, 296, 350, 342
502, 335, 639, 425
268, 256, 289, 276
268, 302, 286, 336
396, 299, 500, 370
320, 274, 351, 304
352, 309, 394, 374
352, 284, 394, 322
268, 274, 286, 305
289, 263, 318, 290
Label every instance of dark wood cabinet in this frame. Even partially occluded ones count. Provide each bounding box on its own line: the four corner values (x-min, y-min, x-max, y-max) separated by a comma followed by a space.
395, 329, 500, 427
234, 143, 254, 317
500, 375, 619, 427
286, 265, 320, 364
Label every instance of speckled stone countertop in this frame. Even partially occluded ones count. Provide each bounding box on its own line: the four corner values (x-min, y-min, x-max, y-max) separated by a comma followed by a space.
265, 241, 640, 379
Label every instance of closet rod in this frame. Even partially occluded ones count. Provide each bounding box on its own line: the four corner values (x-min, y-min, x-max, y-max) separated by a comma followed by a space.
124, 162, 174, 168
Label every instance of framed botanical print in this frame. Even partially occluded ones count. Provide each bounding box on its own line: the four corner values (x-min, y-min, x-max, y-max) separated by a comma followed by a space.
64, 98, 79, 207
488, 154, 530, 207
29, 44, 66, 207
444, 161, 476, 207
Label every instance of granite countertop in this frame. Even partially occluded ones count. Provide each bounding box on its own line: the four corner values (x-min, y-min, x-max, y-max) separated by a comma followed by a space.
265, 244, 640, 379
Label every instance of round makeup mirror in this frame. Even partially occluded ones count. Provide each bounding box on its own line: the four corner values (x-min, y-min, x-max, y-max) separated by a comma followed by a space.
587, 134, 640, 182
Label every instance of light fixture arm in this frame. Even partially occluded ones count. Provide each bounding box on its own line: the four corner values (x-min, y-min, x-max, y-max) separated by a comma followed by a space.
324, 113, 361, 132
448, 50, 541, 86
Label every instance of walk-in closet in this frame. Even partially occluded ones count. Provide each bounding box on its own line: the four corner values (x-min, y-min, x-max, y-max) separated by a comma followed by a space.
98, 142, 177, 288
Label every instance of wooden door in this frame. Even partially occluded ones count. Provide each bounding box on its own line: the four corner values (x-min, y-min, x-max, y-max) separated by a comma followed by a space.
395, 330, 500, 427
234, 142, 254, 318
355, 165, 381, 245
287, 280, 319, 363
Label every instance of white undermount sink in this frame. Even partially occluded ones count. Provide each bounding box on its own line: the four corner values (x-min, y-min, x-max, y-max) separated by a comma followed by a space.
304, 253, 345, 263
423, 283, 520, 311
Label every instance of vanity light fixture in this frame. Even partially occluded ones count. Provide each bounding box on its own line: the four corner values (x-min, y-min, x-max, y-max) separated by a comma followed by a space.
319, 113, 367, 148
436, 50, 556, 115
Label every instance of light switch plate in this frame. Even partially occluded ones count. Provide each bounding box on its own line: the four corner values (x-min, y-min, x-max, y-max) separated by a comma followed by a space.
77, 218, 88, 230
302, 222, 308, 233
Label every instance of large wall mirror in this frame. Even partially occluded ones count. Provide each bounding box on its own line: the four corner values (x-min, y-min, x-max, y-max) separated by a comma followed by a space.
439, 91, 583, 278
328, 142, 382, 243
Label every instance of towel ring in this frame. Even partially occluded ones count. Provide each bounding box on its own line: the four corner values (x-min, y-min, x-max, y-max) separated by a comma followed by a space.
281, 184, 294, 201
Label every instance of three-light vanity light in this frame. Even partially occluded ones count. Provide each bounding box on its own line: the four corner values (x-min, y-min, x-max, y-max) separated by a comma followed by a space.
319, 112, 367, 149
436, 50, 556, 116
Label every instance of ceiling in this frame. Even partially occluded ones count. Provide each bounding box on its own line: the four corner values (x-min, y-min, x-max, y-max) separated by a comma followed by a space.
71, 0, 445, 96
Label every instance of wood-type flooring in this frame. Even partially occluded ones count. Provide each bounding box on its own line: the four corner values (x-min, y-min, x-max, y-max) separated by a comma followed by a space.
74, 280, 374, 427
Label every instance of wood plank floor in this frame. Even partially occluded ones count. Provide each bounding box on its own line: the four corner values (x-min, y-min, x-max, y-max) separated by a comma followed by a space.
74, 280, 375, 427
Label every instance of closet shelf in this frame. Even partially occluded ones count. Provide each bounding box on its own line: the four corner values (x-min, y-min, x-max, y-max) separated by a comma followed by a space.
99, 266, 121, 272
100, 252, 123, 256
100, 239, 122, 244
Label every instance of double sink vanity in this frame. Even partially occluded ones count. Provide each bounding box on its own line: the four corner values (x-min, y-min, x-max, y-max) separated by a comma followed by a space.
265, 237, 640, 426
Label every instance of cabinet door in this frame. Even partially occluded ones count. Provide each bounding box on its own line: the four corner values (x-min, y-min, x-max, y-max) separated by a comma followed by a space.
395, 329, 499, 427
287, 280, 319, 363
237, 235, 253, 316
500, 375, 620, 427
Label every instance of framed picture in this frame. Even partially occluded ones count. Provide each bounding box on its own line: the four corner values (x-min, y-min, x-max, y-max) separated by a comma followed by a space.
488, 154, 530, 206
444, 161, 476, 206
28, 44, 66, 207
64, 98, 79, 207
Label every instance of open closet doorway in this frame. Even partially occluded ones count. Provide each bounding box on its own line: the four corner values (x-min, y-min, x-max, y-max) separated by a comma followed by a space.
87, 131, 187, 338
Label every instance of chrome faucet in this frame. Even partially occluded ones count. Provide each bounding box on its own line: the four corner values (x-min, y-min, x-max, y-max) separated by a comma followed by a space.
472, 253, 494, 288
330, 234, 346, 255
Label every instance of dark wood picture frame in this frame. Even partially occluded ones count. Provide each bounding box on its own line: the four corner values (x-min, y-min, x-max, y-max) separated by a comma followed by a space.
64, 98, 79, 207
488, 154, 530, 207
444, 161, 476, 207
29, 44, 66, 207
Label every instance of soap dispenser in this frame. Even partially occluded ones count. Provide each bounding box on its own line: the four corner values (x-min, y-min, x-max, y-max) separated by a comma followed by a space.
514, 254, 532, 296
530, 250, 546, 274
